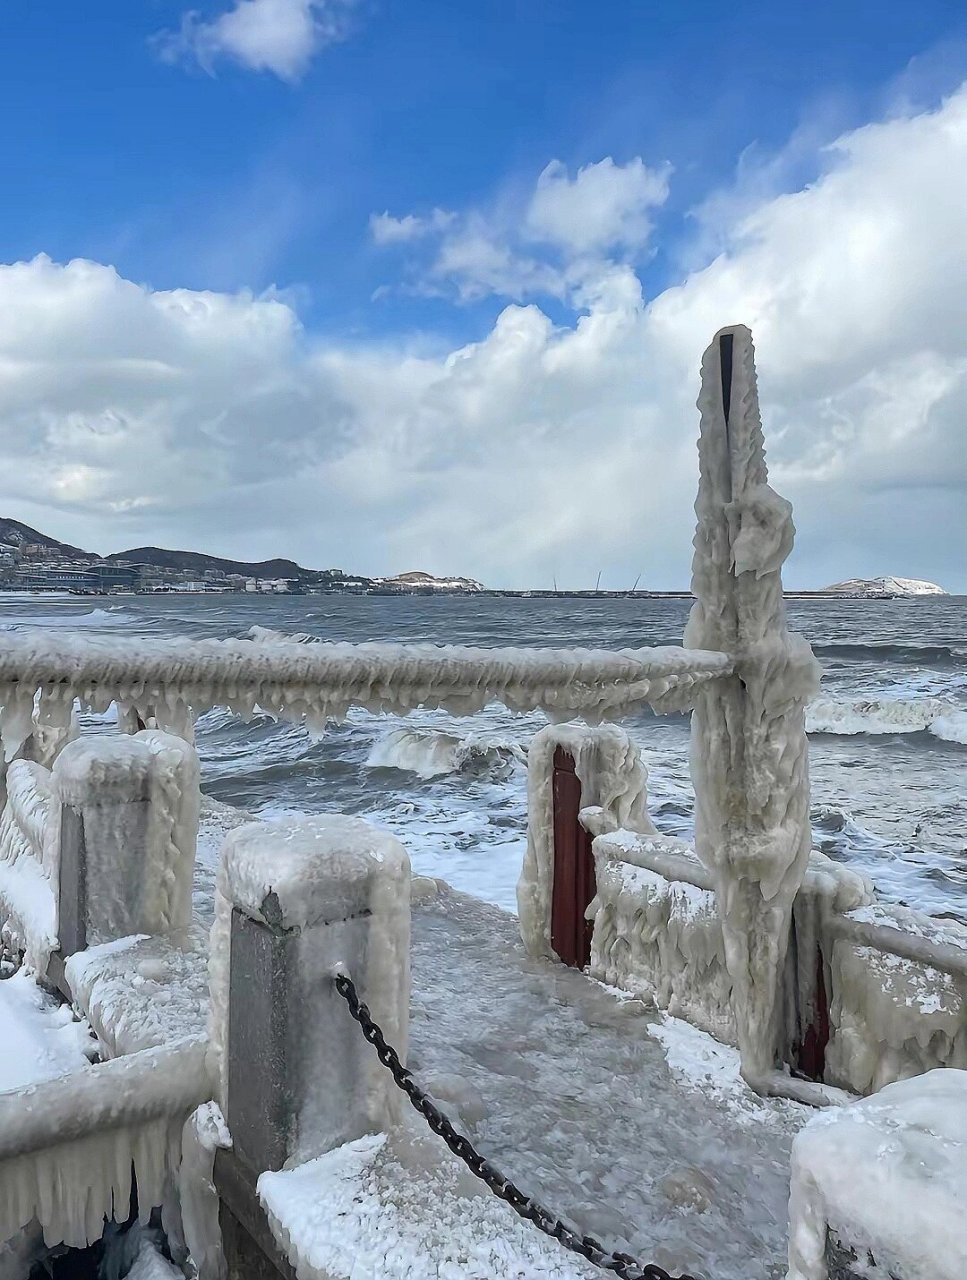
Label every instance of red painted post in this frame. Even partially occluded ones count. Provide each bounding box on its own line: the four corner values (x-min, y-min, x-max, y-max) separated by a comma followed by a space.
549, 748, 596, 968
794, 947, 830, 1082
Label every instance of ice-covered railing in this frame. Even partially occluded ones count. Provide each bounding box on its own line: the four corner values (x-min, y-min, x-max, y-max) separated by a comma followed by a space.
0, 759, 58, 969
0, 634, 733, 755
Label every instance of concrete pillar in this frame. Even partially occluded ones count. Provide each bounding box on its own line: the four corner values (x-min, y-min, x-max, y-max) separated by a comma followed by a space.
52, 731, 199, 955
787, 1069, 967, 1280
215, 814, 411, 1176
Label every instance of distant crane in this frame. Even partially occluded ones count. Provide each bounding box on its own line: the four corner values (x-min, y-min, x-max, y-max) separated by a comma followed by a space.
594, 571, 602, 592
630, 574, 641, 593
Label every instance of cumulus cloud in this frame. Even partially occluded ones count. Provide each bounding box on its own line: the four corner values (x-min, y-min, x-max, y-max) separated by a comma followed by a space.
371, 156, 670, 305
4, 88, 967, 588
525, 157, 671, 256
156, 0, 355, 81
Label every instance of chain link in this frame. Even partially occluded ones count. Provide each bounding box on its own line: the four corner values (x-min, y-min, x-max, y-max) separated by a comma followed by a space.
334, 973, 700, 1280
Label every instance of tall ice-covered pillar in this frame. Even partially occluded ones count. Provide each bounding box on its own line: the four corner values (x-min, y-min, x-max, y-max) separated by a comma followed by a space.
684, 324, 820, 1087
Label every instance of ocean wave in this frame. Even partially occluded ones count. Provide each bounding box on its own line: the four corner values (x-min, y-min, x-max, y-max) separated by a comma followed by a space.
814, 642, 967, 666
365, 726, 526, 779
928, 712, 967, 746
0, 606, 142, 631
806, 697, 967, 742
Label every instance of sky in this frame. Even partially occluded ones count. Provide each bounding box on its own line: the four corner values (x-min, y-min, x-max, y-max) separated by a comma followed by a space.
2, 1, 967, 590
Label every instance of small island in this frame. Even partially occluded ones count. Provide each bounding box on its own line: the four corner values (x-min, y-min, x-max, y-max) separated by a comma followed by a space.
823, 576, 948, 598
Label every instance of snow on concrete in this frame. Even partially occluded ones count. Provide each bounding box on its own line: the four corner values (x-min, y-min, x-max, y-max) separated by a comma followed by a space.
65, 925, 209, 1058
259, 1127, 602, 1280
0, 970, 93, 1093
53, 730, 199, 941
649, 1013, 801, 1130
788, 1069, 967, 1280
208, 813, 411, 1149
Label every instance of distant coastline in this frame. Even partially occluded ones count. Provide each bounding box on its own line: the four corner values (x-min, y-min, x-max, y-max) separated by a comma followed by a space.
0, 515, 950, 600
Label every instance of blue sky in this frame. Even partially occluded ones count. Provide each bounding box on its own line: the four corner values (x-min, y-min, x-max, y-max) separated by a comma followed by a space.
2, 2, 967, 587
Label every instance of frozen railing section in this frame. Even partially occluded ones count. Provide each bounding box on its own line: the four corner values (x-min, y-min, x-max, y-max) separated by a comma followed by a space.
0, 759, 58, 969
0, 634, 734, 751
0, 729, 199, 980
0, 731, 208, 1259
208, 813, 411, 1276
521, 721, 967, 1098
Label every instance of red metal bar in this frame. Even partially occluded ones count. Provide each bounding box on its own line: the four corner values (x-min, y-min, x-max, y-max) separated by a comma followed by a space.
550, 748, 596, 968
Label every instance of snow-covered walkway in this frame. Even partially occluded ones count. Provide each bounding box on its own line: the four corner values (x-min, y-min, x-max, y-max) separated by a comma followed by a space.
405, 885, 805, 1280
193, 805, 804, 1280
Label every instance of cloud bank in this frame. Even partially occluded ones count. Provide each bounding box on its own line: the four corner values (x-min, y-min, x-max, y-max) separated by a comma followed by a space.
3, 90, 967, 589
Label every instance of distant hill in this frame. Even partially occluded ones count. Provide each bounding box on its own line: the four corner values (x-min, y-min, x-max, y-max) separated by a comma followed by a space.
824, 576, 948, 597
0, 516, 478, 591
0, 517, 92, 559
0, 517, 346, 580
103, 545, 313, 580
383, 570, 484, 592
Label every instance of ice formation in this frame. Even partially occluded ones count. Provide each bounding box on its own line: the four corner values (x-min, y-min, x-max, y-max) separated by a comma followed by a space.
178, 1103, 231, 1280
0, 1040, 208, 1250
0, 758, 58, 970
517, 723, 656, 958
788, 1069, 967, 1280
65, 925, 209, 1058
684, 325, 820, 1088
823, 904, 967, 1094
53, 730, 199, 942
0, 634, 732, 741
587, 830, 735, 1043
208, 814, 411, 1159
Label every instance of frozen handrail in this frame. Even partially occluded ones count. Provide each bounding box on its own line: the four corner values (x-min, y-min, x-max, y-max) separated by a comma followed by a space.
0, 1040, 209, 1161
0, 632, 733, 728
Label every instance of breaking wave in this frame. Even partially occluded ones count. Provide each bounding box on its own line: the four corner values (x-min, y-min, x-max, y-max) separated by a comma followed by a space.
807, 697, 967, 743
366, 727, 526, 779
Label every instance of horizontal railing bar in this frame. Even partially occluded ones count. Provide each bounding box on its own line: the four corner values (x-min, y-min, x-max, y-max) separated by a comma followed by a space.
0, 634, 733, 720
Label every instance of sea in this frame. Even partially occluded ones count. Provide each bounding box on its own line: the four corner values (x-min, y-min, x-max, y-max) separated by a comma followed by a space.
2, 592, 965, 922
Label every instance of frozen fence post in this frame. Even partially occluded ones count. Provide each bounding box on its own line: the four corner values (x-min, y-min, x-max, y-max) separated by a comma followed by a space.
684, 325, 821, 1090
518, 724, 656, 964
211, 814, 411, 1176
787, 1069, 967, 1279
53, 730, 199, 957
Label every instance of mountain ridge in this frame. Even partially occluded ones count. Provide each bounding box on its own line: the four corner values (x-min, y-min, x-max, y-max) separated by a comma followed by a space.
0, 516, 350, 581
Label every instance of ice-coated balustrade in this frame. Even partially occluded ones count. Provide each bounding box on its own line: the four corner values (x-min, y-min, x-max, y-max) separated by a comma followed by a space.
0, 634, 734, 759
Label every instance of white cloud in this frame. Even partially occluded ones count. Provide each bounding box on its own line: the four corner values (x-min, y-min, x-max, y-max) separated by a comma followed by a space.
369, 209, 455, 246
5, 88, 967, 588
370, 156, 669, 305
157, 0, 354, 81
526, 157, 671, 255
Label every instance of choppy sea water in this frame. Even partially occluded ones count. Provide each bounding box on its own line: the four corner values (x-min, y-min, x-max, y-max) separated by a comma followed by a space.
2, 592, 965, 922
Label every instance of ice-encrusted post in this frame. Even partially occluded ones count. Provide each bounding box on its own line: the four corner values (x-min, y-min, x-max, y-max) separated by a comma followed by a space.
684, 325, 820, 1091
52, 730, 199, 960
787, 1069, 967, 1279
209, 815, 410, 1271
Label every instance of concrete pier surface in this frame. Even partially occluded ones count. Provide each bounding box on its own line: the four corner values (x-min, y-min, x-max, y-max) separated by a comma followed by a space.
194, 804, 804, 1280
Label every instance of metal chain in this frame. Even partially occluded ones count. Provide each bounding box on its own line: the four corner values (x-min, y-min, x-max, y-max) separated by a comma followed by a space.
334, 973, 699, 1280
